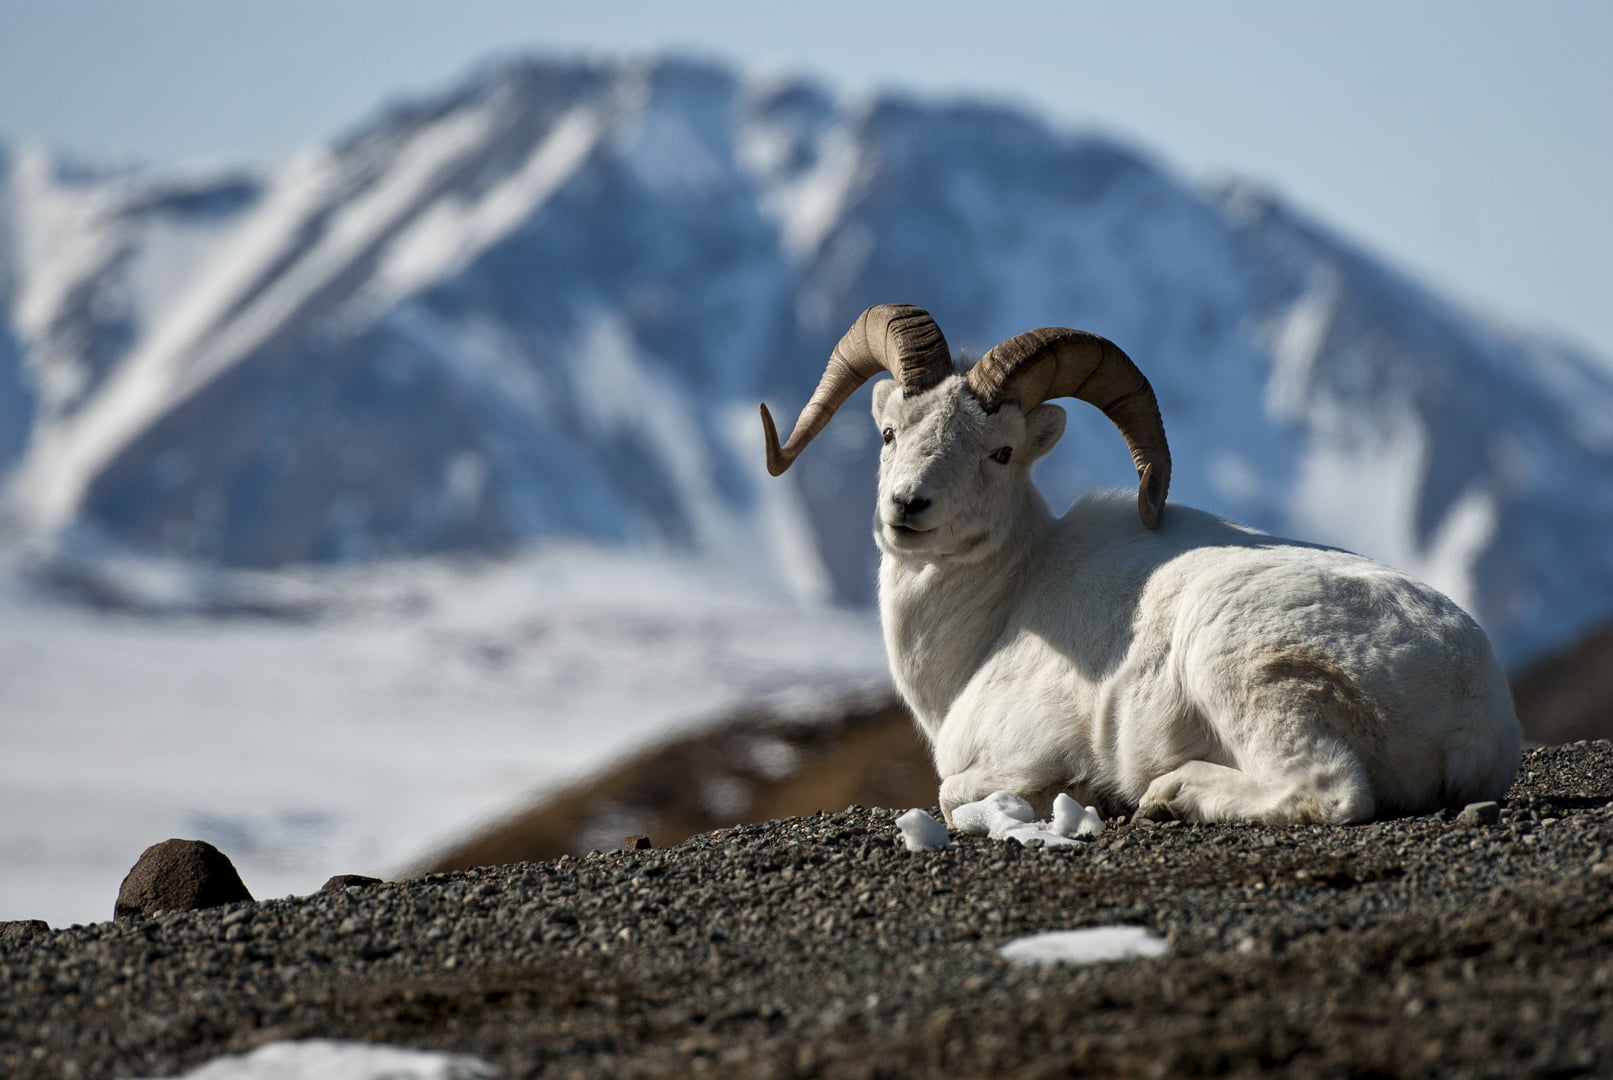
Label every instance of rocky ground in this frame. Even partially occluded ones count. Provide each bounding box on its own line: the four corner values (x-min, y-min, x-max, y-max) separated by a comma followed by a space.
5, 742, 1613, 1079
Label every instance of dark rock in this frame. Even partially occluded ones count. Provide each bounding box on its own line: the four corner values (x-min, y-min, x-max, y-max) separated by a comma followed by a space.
0, 919, 49, 942
1457, 801, 1502, 827
321, 874, 384, 892
623, 835, 652, 851
114, 839, 252, 920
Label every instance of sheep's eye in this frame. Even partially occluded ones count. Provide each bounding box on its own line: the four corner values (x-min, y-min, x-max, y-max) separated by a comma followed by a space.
991, 446, 1013, 465
882, 427, 896, 445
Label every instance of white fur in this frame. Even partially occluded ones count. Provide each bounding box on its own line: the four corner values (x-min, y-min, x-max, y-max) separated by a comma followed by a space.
869, 377, 1521, 825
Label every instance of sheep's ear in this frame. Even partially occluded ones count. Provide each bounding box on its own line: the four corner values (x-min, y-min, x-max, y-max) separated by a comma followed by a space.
871, 378, 897, 421
1024, 404, 1066, 462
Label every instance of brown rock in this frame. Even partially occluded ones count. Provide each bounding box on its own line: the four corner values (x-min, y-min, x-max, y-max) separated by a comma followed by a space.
0, 919, 50, 943
1510, 620, 1613, 744
321, 874, 384, 891
623, 835, 652, 851
115, 839, 252, 920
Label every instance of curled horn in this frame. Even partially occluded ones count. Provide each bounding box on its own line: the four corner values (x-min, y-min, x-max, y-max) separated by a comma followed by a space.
761, 304, 952, 476
967, 327, 1170, 528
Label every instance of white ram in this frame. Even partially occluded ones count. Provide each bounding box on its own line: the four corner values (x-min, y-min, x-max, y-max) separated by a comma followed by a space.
761, 304, 1520, 824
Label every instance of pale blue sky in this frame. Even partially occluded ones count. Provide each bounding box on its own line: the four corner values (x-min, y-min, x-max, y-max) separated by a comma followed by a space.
2, 1, 1609, 360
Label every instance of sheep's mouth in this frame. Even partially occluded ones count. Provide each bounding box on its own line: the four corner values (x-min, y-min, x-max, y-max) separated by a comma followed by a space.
885, 522, 938, 543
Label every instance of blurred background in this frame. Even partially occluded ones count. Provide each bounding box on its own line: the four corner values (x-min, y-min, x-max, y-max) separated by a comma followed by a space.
1, 1, 1610, 928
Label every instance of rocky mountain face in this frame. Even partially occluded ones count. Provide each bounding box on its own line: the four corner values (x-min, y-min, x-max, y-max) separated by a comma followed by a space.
2, 55, 1610, 665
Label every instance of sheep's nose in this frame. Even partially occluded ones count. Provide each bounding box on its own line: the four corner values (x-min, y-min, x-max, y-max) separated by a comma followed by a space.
896, 494, 932, 517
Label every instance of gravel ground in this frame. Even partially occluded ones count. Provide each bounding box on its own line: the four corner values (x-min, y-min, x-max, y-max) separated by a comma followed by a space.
5, 742, 1613, 1079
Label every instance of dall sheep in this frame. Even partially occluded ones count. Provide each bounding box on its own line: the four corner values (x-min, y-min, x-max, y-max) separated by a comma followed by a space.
761, 304, 1521, 824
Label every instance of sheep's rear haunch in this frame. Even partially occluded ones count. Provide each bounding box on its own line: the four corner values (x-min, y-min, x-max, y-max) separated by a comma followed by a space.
761, 304, 1520, 825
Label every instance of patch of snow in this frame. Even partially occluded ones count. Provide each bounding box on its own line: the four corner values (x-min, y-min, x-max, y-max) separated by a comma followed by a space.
121, 207, 247, 330
727, 402, 834, 606
571, 313, 756, 565
1264, 266, 1341, 423
1050, 793, 1105, 838
951, 791, 1034, 835
610, 65, 735, 197
950, 791, 1082, 848
441, 451, 490, 515
8, 148, 341, 533
894, 808, 953, 852
384, 303, 554, 423
132, 1038, 496, 1079
1418, 485, 1498, 616
757, 125, 863, 262
10, 148, 125, 340
1521, 338, 1613, 454
371, 107, 603, 305
700, 776, 751, 821
999, 926, 1169, 968
14, 101, 516, 537
740, 734, 803, 781
1290, 405, 1493, 612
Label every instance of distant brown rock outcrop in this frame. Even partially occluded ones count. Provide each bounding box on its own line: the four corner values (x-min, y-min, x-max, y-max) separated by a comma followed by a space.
422, 691, 936, 873
1512, 621, 1613, 746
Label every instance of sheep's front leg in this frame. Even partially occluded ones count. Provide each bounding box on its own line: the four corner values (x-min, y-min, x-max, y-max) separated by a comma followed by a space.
932, 690, 1077, 824
1135, 759, 1374, 825
939, 766, 1067, 825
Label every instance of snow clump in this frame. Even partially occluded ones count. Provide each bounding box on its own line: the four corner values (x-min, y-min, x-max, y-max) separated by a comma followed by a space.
894, 808, 955, 851
895, 791, 1105, 852
1051, 792, 1105, 837
949, 790, 1105, 847
999, 926, 1169, 968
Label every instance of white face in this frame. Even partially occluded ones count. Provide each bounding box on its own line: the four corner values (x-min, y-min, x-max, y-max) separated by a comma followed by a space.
870, 376, 1066, 562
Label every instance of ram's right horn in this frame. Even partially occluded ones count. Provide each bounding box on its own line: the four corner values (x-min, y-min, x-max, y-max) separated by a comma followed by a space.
761, 304, 952, 476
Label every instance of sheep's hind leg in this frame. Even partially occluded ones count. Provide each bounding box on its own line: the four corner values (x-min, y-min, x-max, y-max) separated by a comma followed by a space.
1134, 756, 1374, 825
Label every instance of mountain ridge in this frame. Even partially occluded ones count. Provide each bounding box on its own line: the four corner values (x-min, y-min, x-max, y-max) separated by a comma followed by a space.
1, 52, 1609, 665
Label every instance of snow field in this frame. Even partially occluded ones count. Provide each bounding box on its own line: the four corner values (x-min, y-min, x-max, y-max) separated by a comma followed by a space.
0, 547, 887, 929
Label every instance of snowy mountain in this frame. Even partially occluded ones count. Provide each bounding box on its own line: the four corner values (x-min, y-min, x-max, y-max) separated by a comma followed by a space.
2, 54, 1611, 665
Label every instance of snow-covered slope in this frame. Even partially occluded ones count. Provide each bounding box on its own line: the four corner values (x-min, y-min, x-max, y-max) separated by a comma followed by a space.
0, 548, 888, 929
2, 55, 1610, 664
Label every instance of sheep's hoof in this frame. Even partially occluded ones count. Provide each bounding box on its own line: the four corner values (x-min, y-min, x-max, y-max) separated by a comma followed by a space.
1133, 799, 1177, 824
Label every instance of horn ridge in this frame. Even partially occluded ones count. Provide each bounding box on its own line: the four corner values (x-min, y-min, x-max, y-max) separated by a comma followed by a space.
760, 304, 952, 476
966, 326, 1171, 530
882, 306, 952, 394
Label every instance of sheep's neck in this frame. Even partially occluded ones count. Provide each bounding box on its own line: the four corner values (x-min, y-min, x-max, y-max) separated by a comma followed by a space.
878, 489, 1051, 739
